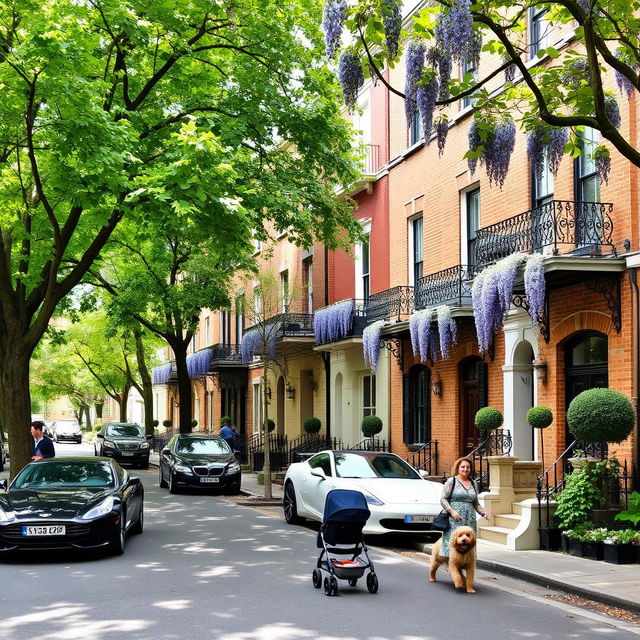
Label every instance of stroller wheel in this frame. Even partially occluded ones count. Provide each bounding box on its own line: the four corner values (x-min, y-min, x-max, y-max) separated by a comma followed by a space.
312, 569, 322, 589
323, 577, 333, 596
366, 572, 379, 594
330, 576, 338, 595
348, 578, 358, 587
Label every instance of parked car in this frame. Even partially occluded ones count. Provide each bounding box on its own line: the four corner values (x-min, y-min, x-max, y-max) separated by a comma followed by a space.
283, 450, 444, 536
43, 423, 55, 439
51, 420, 83, 444
0, 456, 143, 555
159, 434, 241, 494
95, 423, 151, 469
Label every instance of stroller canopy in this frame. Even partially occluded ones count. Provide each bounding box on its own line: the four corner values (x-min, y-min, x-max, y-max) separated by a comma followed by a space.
323, 489, 371, 524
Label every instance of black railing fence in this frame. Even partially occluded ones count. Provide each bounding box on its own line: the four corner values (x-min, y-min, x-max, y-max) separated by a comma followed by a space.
414, 266, 474, 310
210, 343, 243, 362
406, 441, 439, 476
349, 438, 389, 452
459, 429, 513, 494
366, 286, 414, 323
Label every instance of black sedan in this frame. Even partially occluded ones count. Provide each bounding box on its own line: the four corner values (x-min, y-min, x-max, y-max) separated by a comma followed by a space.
0, 457, 143, 556
95, 422, 151, 469
159, 434, 241, 494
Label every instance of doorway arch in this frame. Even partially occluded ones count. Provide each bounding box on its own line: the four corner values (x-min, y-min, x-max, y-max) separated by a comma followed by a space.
510, 341, 534, 460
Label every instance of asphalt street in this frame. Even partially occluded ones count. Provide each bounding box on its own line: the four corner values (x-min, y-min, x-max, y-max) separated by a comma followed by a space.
0, 444, 638, 640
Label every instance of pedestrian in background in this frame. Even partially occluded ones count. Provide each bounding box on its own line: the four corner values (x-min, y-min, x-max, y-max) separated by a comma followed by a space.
439, 457, 488, 557
31, 420, 55, 461
219, 418, 235, 451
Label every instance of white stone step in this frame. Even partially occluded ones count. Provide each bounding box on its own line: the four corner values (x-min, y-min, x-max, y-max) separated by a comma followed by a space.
478, 525, 511, 545
494, 513, 521, 530
511, 502, 523, 516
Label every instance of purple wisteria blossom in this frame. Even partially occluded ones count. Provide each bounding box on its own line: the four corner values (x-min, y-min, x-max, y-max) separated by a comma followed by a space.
548, 128, 568, 177
594, 145, 611, 184
409, 308, 433, 361
528, 126, 567, 180
524, 254, 545, 326
153, 363, 172, 385
435, 0, 476, 65
405, 40, 426, 125
338, 49, 364, 110
497, 253, 526, 314
471, 270, 490, 353
363, 320, 386, 372
562, 58, 591, 87
416, 73, 439, 140
186, 349, 212, 378
383, 0, 402, 60
314, 299, 354, 344
485, 119, 516, 189
428, 323, 440, 362
438, 52, 452, 101
467, 120, 481, 174
527, 126, 546, 181
436, 117, 449, 156
322, 0, 347, 60
436, 305, 457, 359
240, 322, 281, 364
604, 94, 621, 129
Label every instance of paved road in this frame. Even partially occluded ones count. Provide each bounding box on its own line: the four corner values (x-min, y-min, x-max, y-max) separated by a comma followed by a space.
0, 471, 637, 640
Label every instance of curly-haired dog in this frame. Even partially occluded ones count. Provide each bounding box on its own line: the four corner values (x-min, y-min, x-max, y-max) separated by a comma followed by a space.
429, 525, 477, 593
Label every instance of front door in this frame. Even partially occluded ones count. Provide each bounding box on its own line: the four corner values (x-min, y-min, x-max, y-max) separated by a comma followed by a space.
460, 356, 484, 455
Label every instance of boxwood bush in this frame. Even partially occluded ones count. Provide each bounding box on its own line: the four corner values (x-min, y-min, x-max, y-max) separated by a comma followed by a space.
263, 418, 275, 433
474, 407, 503, 431
527, 406, 553, 429
303, 416, 321, 434
361, 415, 383, 437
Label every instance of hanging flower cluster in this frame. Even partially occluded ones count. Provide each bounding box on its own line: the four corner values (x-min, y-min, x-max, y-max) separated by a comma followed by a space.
240, 322, 281, 364
614, 50, 637, 100
405, 40, 426, 125
322, 0, 347, 60
410, 308, 433, 361
417, 73, 439, 141
435, 0, 477, 67
468, 119, 516, 189
153, 363, 172, 385
436, 117, 449, 155
338, 49, 364, 110
314, 299, 354, 344
186, 349, 212, 379
472, 253, 546, 353
594, 145, 611, 184
363, 320, 386, 372
409, 307, 457, 361
562, 58, 591, 88
527, 125, 568, 180
604, 94, 621, 129
382, 0, 402, 60
436, 305, 457, 359
438, 53, 452, 101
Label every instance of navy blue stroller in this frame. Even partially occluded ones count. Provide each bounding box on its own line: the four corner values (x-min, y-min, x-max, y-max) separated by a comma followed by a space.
312, 489, 379, 596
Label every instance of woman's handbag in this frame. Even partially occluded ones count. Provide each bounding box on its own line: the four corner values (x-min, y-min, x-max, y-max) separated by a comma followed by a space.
431, 510, 450, 532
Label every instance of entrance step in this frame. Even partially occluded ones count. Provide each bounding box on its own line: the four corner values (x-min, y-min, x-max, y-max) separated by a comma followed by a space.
511, 502, 523, 516
493, 513, 521, 530
478, 525, 512, 545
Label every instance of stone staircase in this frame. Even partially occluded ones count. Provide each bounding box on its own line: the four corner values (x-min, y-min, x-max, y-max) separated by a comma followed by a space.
479, 501, 524, 546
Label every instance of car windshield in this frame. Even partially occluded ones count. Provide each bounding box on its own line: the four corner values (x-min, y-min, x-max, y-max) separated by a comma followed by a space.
56, 423, 79, 431
13, 461, 116, 489
106, 424, 143, 438
176, 438, 230, 455
334, 453, 421, 479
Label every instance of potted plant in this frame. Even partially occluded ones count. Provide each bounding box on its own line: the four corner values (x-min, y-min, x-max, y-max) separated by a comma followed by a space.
361, 415, 383, 438
555, 465, 603, 535
562, 523, 592, 557
615, 491, 640, 562
603, 529, 640, 565
474, 407, 503, 452
162, 419, 172, 428
303, 416, 321, 434
581, 526, 608, 561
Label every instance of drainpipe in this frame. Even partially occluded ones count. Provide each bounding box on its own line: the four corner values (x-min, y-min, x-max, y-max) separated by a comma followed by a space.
324, 245, 331, 439
629, 269, 640, 487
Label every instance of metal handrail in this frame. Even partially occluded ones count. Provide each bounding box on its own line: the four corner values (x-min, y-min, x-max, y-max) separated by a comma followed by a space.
348, 437, 389, 452
365, 286, 414, 323
406, 441, 439, 476
414, 266, 475, 310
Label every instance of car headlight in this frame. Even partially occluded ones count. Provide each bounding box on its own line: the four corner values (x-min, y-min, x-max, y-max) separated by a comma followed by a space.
102, 441, 115, 449
81, 496, 117, 520
174, 464, 193, 475
139, 442, 149, 450
0, 506, 16, 523
226, 462, 241, 474
363, 492, 384, 506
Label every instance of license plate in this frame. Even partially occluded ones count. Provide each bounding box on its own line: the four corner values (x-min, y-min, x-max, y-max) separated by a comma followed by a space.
22, 525, 65, 536
404, 515, 433, 523
122, 452, 134, 456
200, 477, 219, 483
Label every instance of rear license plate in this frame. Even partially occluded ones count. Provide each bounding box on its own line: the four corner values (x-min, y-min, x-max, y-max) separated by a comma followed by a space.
22, 525, 65, 536
404, 515, 432, 523
122, 452, 134, 456
200, 477, 219, 483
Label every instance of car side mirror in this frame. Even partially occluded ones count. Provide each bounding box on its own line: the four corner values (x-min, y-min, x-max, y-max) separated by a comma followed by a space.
310, 468, 327, 480
419, 470, 429, 480
127, 476, 141, 486
0, 479, 7, 492
96, 433, 104, 439
161, 450, 172, 458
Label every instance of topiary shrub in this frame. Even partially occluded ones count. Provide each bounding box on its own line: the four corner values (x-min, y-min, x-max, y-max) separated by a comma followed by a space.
152, 419, 159, 428
527, 406, 553, 429
474, 407, 503, 432
361, 415, 383, 437
567, 388, 635, 444
220, 415, 232, 426
191, 419, 198, 428
303, 416, 321, 434
162, 419, 172, 428
263, 418, 275, 433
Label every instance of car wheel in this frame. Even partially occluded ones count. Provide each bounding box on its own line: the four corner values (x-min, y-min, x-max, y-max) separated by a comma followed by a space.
159, 466, 168, 488
168, 472, 179, 494
110, 511, 127, 556
283, 481, 304, 525
131, 503, 144, 535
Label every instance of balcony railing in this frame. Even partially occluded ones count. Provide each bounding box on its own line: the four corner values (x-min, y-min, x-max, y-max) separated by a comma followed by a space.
475, 200, 615, 267
362, 143, 381, 175
365, 286, 414, 323
314, 298, 367, 345
210, 343, 243, 364
414, 265, 475, 310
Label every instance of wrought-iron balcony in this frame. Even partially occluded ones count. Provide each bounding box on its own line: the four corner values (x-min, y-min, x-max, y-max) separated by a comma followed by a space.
245, 312, 315, 339
209, 343, 244, 368
414, 265, 475, 310
314, 299, 367, 345
474, 200, 615, 267
152, 361, 177, 385
365, 286, 414, 323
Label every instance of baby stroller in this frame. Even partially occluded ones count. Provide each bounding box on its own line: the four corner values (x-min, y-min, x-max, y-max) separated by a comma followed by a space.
312, 489, 379, 596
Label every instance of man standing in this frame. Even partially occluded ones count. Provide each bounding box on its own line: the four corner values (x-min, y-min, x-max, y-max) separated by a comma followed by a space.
219, 418, 235, 451
31, 420, 55, 461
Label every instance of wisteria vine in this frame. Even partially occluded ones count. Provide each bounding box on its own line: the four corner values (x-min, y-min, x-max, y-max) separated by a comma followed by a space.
382, 0, 402, 60
314, 299, 354, 344
468, 119, 516, 189
405, 40, 426, 126
434, 0, 477, 66
523, 254, 545, 325
527, 126, 568, 180
436, 305, 457, 360
322, 0, 347, 60
186, 349, 212, 379
338, 49, 364, 110
240, 322, 281, 364
363, 320, 386, 372
417, 73, 439, 141
153, 363, 172, 385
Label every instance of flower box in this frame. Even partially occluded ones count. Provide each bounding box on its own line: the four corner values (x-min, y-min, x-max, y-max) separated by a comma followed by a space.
561, 533, 571, 554
581, 541, 604, 561
539, 527, 562, 551
603, 542, 637, 565
568, 538, 584, 557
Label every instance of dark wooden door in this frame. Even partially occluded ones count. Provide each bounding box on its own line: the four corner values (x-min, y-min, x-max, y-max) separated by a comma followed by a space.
461, 382, 480, 455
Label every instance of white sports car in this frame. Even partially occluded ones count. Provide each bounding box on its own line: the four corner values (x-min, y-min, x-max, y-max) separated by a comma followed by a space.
283, 450, 444, 535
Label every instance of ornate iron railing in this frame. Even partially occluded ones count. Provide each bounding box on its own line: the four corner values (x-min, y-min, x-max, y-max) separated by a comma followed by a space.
248, 433, 289, 472
245, 312, 315, 341
414, 266, 475, 310
475, 200, 615, 267
365, 286, 414, 323
465, 429, 512, 493
210, 343, 243, 363
349, 437, 389, 452
286, 434, 345, 464
363, 144, 381, 175
406, 441, 439, 476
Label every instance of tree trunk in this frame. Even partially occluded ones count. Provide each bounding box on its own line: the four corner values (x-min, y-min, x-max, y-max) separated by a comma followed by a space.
95, 401, 104, 420
118, 383, 131, 422
0, 345, 34, 480
83, 404, 92, 429
262, 368, 272, 500
174, 345, 192, 434
135, 331, 155, 436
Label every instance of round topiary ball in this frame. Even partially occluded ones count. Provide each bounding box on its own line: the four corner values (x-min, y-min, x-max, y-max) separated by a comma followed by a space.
162, 419, 172, 428
474, 407, 503, 432
191, 419, 198, 428
527, 406, 553, 429
263, 418, 276, 433
567, 388, 635, 444
303, 416, 321, 434
220, 416, 232, 426
361, 415, 383, 437
152, 419, 159, 428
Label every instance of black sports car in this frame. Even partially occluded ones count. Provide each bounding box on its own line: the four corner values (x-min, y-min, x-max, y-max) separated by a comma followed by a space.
95, 422, 151, 469
0, 457, 144, 555
159, 434, 241, 494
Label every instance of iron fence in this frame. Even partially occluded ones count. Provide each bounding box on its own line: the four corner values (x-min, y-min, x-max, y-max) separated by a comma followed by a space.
406, 441, 439, 476
365, 286, 414, 323
414, 266, 474, 310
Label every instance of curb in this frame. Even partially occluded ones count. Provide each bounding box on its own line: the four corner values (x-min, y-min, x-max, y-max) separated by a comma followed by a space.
413, 541, 640, 614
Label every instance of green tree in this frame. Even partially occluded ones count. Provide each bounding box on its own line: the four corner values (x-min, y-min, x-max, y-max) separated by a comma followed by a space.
328, 0, 640, 169
0, 0, 361, 476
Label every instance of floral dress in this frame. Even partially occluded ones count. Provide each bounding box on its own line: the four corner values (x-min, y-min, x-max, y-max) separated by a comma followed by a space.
439, 476, 481, 558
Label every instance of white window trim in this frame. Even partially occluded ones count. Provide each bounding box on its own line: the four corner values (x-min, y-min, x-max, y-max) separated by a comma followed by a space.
355, 221, 372, 300
407, 213, 423, 287
460, 184, 480, 265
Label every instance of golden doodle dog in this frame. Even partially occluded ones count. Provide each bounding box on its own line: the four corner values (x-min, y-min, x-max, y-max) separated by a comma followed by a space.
429, 525, 477, 593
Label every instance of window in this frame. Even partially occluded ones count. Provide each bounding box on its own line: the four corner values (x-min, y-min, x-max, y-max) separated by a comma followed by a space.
253, 237, 262, 254
362, 374, 376, 418
409, 108, 421, 146
529, 6, 548, 59
362, 237, 370, 301
410, 216, 424, 285
190, 335, 196, 354
404, 365, 430, 445
303, 258, 313, 313
532, 153, 554, 208
466, 188, 480, 266
253, 382, 263, 432
220, 311, 231, 346
461, 59, 478, 109
577, 127, 600, 203
204, 316, 210, 347
355, 223, 371, 301
235, 294, 245, 343
308, 453, 332, 476
280, 270, 289, 313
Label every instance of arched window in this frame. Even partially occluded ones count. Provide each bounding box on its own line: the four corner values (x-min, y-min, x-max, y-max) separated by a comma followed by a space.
403, 365, 430, 445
